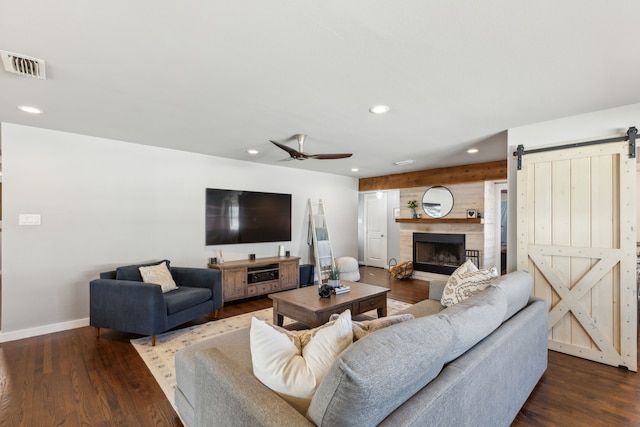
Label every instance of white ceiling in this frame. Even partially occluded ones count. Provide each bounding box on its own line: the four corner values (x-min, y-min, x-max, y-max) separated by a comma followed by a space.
1, 1, 640, 178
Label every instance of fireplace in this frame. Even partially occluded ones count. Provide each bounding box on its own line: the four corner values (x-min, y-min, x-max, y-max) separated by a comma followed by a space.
413, 233, 465, 275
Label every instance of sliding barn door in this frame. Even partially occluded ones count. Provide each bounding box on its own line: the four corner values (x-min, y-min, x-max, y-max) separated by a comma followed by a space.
516, 137, 637, 371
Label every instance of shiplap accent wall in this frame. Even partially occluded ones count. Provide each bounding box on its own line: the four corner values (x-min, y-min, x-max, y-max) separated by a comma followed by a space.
398, 181, 499, 279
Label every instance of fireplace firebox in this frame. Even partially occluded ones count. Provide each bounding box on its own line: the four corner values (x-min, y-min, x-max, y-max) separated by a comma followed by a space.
413, 233, 465, 275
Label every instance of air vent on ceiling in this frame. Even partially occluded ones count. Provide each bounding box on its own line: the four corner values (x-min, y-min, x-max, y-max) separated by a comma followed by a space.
0, 50, 46, 79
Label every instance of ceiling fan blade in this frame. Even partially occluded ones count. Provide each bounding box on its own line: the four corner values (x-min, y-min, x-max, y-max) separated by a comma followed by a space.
270, 140, 309, 160
308, 153, 353, 159
270, 136, 349, 161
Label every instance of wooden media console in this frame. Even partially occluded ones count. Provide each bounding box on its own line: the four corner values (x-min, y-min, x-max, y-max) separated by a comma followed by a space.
208, 256, 300, 302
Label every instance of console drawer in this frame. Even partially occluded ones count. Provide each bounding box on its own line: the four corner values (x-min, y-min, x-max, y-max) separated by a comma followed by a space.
357, 295, 386, 314
247, 282, 274, 296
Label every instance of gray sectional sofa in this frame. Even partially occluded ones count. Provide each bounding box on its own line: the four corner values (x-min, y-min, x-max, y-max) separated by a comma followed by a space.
174, 270, 548, 427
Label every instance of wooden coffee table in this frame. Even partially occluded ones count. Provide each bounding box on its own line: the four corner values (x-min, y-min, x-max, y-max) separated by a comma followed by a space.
269, 281, 390, 328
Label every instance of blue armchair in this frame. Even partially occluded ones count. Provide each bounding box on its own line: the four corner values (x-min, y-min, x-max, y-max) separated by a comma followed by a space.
90, 260, 223, 345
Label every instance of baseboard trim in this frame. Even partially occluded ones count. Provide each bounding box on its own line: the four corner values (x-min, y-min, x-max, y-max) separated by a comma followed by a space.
0, 318, 90, 343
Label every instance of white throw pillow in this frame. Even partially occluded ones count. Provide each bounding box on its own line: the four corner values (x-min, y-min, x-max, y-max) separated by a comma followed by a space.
138, 261, 178, 293
441, 260, 498, 307
250, 310, 353, 411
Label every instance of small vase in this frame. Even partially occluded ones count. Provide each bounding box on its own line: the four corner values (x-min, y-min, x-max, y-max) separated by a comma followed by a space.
328, 279, 341, 288
410, 208, 417, 219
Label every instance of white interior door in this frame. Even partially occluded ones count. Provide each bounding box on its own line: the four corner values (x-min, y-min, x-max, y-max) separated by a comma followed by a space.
364, 192, 388, 268
516, 137, 637, 371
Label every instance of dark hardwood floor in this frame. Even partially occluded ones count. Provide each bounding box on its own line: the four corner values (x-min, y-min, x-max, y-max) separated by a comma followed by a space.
0, 267, 638, 426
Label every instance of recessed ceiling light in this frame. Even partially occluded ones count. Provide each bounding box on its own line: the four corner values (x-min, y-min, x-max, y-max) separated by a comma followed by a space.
467, 148, 479, 154
369, 105, 390, 114
351, 168, 359, 172
394, 159, 414, 166
246, 149, 259, 155
17, 105, 43, 114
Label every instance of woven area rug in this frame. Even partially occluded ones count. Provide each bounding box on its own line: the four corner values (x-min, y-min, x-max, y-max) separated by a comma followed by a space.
131, 298, 411, 411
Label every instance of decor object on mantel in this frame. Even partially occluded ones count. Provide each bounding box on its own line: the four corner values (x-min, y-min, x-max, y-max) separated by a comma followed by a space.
407, 199, 418, 218
422, 186, 454, 218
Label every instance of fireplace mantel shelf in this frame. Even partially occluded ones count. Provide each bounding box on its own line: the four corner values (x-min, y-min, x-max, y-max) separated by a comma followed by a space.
395, 218, 483, 224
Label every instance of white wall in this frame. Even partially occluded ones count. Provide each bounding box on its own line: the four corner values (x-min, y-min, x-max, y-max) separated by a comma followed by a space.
0, 123, 358, 340
507, 102, 640, 271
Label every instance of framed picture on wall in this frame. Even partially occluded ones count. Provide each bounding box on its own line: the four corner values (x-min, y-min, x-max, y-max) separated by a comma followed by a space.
466, 209, 477, 219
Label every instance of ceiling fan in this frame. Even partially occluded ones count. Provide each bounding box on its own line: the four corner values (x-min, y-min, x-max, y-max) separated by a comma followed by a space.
270, 134, 352, 160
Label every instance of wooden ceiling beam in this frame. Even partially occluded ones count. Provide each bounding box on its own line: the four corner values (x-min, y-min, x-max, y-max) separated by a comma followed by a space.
358, 160, 507, 192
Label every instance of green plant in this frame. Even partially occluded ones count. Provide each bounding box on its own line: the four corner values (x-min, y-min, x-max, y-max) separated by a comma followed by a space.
407, 200, 418, 209
327, 265, 341, 280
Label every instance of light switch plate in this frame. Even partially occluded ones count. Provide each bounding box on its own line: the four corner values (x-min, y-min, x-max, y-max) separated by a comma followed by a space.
19, 214, 41, 225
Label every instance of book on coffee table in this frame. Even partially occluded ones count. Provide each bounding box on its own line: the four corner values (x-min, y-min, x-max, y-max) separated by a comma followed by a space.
334, 286, 350, 294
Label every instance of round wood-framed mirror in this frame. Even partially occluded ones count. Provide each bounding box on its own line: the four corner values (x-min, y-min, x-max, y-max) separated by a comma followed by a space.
422, 186, 454, 218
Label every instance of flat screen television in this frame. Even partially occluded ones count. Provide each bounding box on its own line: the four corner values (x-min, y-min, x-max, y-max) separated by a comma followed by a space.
206, 188, 292, 245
